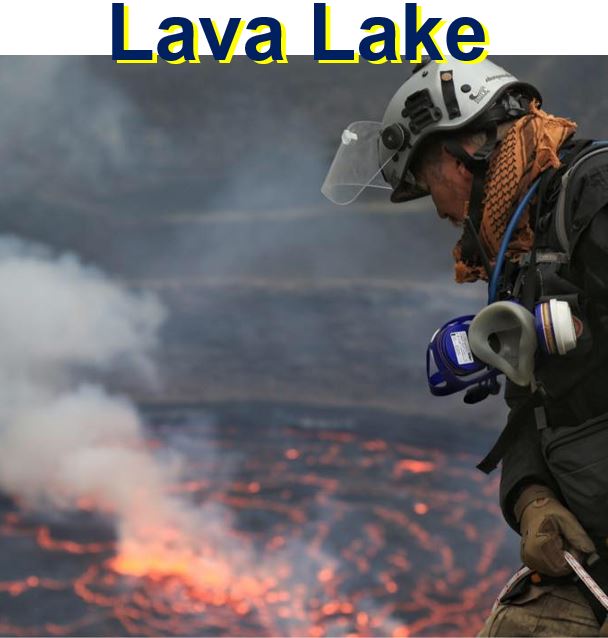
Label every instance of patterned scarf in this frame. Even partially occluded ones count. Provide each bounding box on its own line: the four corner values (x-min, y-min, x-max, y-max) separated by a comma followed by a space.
453, 101, 577, 283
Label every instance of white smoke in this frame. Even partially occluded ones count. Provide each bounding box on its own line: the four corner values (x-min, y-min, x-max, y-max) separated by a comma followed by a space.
0, 235, 198, 553
0, 58, 145, 202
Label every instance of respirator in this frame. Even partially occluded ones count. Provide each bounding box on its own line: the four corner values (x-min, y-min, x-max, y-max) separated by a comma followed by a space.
426, 315, 501, 404
426, 299, 579, 403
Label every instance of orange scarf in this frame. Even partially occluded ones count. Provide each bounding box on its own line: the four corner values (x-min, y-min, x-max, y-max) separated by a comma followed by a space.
453, 102, 577, 283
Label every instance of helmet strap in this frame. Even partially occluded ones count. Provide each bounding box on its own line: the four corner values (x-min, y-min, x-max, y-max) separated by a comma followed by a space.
445, 126, 499, 278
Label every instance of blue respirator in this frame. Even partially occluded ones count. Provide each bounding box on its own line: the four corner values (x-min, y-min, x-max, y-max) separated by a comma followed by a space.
426, 315, 501, 404
427, 300, 580, 404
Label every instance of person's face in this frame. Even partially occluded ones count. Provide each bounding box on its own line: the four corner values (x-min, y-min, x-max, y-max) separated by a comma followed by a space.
417, 144, 475, 226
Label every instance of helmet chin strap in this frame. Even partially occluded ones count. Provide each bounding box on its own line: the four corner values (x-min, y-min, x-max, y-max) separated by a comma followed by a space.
444, 125, 499, 280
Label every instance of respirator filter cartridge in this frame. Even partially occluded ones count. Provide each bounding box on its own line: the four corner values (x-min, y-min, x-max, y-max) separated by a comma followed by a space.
534, 299, 577, 355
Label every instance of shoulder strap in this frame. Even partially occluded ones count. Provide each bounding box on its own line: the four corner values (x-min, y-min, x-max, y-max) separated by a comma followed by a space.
501, 139, 586, 310
476, 391, 542, 474
554, 140, 608, 254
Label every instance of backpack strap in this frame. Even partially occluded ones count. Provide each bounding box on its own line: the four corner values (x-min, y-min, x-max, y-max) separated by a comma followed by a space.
476, 390, 543, 474
477, 138, 602, 475
554, 141, 608, 254
517, 139, 592, 308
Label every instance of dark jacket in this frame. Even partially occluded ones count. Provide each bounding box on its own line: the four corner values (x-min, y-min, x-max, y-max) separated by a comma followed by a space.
499, 140, 608, 535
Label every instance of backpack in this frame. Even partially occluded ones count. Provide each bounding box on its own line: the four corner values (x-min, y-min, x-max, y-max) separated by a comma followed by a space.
547, 139, 608, 258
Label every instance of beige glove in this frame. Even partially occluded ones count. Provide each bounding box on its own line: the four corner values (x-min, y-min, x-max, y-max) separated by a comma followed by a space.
515, 484, 596, 577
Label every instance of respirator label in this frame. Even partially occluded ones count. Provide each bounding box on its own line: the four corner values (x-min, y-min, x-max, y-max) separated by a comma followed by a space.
450, 331, 474, 365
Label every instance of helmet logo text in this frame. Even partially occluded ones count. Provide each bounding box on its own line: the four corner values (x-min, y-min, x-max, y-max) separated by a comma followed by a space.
469, 86, 490, 103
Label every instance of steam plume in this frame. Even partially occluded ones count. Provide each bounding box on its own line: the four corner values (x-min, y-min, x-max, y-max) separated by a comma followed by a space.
0, 236, 197, 559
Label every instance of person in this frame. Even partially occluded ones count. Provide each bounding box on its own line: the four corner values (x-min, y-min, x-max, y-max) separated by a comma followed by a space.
322, 57, 608, 636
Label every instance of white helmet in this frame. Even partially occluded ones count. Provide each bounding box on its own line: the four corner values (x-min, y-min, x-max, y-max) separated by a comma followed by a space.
321, 57, 541, 205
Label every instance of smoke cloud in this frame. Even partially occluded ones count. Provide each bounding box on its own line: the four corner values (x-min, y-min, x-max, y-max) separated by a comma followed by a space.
0, 236, 206, 562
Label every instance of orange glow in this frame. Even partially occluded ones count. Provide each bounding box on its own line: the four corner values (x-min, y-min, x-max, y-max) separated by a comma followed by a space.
285, 448, 300, 460
321, 601, 339, 616
414, 502, 429, 515
108, 531, 275, 609
357, 612, 369, 626
37, 527, 112, 554
111, 538, 232, 591
267, 535, 286, 550
169, 480, 208, 494
394, 459, 436, 476
112, 553, 197, 580
317, 568, 334, 583
363, 439, 387, 451
393, 626, 410, 637
76, 497, 97, 511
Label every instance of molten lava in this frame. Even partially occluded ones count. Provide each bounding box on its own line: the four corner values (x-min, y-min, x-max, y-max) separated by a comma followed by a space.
109, 536, 270, 602
0, 409, 518, 636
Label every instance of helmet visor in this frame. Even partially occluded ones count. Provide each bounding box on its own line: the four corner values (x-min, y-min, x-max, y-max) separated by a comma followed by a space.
321, 121, 394, 205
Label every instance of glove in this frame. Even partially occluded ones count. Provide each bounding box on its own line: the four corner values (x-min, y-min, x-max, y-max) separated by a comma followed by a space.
515, 484, 596, 577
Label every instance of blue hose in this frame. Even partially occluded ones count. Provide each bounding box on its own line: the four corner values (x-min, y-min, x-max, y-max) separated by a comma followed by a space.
487, 179, 540, 304
487, 141, 608, 304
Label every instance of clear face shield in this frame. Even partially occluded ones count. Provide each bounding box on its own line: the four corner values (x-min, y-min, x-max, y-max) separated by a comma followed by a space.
321, 121, 395, 205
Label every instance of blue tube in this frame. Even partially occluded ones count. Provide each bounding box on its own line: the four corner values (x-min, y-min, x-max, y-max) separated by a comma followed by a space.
487, 142, 608, 304
487, 178, 540, 304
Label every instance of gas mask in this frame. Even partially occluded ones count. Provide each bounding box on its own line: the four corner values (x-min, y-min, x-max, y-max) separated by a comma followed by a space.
426, 299, 580, 403
426, 315, 501, 404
